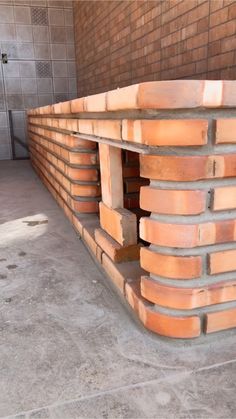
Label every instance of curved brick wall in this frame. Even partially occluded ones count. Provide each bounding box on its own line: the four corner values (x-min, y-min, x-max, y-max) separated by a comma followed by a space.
28, 80, 236, 339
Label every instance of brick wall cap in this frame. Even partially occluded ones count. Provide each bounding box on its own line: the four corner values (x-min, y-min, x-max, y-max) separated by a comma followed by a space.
30, 80, 236, 115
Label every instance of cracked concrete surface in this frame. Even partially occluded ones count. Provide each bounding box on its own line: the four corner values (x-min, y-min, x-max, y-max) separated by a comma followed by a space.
1, 160, 236, 419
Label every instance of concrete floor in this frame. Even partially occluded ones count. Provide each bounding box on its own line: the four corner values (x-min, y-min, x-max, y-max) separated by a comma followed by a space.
1, 161, 236, 419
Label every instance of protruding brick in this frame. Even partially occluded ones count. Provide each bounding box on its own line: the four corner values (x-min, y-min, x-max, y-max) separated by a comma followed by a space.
99, 202, 137, 246
99, 144, 123, 208
140, 186, 206, 215
95, 228, 141, 263
140, 247, 202, 279
122, 119, 208, 146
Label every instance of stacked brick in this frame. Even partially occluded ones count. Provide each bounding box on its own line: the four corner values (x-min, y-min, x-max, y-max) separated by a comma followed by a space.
28, 80, 236, 339
28, 113, 100, 216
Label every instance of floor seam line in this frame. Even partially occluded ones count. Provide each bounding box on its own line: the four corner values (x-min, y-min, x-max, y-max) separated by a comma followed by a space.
3, 372, 190, 418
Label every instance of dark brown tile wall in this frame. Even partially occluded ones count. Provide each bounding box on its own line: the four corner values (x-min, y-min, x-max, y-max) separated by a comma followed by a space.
73, 0, 236, 97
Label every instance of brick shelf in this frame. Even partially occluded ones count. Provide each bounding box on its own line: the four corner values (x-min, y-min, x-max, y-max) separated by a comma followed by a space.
28, 80, 236, 339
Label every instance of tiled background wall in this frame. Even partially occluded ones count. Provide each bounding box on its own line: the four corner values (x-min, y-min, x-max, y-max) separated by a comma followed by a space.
0, 0, 77, 160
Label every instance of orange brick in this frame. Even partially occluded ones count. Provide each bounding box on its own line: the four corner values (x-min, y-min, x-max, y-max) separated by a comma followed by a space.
138, 80, 204, 109
106, 84, 139, 110
213, 186, 236, 211
70, 97, 85, 113
140, 154, 207, 181
70, 183, 101, 197
60, 148, 70, 160
95, 228, 140, 263
78, 119, 94, 135
102, 253, 126, 293
60, 101, 71, 114
68, 197, 99, 214
140, 186, 206, 215
68, 151, 98, 165
70, 135, 97, 149
122, 119, 208, 146
140, 154, 236, 181
84, 92, 107, 112
216, 119, 236, 143
209, 249, 236, 274
83, 227, 101, 261
125, 281, 201, 338
53, 103, 63, 114
139, 217, 236, 248
66, 119, 79, 132
72, 214, 83, 235
93, 120, 122, 141
66, 167, 99, 181
141, 277, 236, 309
57, 159, 65, 172
223, 81, 236, 107
140, 247, 202, 279
202, 80, 223, 107
99, 202, 137, 246
206, 307, 236, 333
140, 301, 201, 338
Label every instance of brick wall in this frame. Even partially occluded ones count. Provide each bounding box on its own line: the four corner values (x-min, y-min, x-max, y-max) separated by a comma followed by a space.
28, 80, 236, 338
73, 0, 236, 97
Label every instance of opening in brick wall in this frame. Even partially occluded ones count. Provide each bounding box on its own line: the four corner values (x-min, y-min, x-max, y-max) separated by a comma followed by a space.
95, 146, 150, 266
122, 150, 150, 243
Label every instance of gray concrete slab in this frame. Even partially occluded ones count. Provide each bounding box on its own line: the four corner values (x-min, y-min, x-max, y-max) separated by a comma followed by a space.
1, 161, 236, 419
